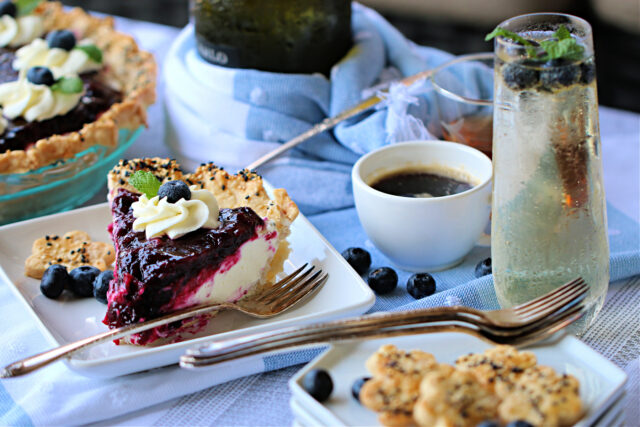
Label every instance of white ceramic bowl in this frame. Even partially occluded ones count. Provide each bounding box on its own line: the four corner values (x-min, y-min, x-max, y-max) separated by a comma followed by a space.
352, 140, 492, 271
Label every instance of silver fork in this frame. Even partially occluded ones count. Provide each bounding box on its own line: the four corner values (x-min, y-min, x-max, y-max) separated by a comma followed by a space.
180, 278, 587, 368
1, 264, 327, 378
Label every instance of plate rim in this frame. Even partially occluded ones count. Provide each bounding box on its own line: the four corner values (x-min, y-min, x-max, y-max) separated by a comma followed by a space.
287, 333, 628, 427
0, 199, 376, 376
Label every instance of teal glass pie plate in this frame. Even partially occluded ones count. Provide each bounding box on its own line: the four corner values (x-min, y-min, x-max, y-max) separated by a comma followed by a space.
0, 126, 143, 225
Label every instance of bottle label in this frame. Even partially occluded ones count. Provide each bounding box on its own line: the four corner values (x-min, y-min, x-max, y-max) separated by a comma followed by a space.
196, 38, 240, 67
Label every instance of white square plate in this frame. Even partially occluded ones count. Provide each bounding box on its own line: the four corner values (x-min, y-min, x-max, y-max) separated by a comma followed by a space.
289, 334, 627, 426
0, 202, 375, 378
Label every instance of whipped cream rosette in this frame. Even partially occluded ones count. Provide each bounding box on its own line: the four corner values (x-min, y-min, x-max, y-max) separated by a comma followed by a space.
13, 38, 102, 78
0, 13, 44, 47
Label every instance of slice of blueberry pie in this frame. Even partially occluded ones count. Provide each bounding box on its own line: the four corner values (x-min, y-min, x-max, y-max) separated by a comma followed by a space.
104, 158, 299, 345
0, 1, 155, 174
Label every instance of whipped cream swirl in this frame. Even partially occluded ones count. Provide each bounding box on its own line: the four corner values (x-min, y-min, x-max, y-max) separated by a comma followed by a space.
0, 15, 44, 48
13, 38, 102, 77
132, 186, 221, 239
0, 77, 83, 122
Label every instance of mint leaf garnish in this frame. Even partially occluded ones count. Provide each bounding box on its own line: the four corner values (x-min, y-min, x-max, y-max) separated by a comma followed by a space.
75, 45, 103, 64
130, 170, 161, 198
485, 27, 537, 57
15, 0, 42, 16
50, 76, 83, 94
539, 25, 584, 61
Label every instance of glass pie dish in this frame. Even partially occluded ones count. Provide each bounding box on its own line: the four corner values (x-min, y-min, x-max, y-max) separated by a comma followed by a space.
0, 126, 143, 225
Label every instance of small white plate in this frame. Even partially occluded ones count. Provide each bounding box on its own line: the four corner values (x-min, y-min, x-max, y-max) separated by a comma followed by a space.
0, 203, 375, 378
289, 334, 627, 427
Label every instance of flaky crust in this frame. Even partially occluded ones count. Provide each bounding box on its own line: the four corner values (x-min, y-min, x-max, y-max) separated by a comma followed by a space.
0, 2, 156, 174
107, 158, 299, 236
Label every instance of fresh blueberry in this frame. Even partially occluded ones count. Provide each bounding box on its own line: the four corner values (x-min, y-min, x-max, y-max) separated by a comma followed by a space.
302, 369, 333, 402
407, 273, 436, 299
26, 66, 55, 86
341, 247, 371, 275
69, 265, 101, 297
367, 267, 397, 294
476, 421, 500, 427
506, 421, 534, 427
502, 62, 539, 90
579, 59, 596, 85
0, 0, 17, 17
93, 269, 113, 304
158, 180, 191, 203
40, 264, 70, 299
46, 29, 76, 51
540, 62, 580, 90
475, 257, 492, 278
351, 376, 371, 402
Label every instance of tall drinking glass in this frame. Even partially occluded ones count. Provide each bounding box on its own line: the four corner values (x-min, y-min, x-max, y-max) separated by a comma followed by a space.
490, 13, 609, 333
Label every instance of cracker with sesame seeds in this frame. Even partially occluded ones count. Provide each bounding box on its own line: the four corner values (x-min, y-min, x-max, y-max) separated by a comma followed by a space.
359, 345, 439, 426
496, 365, 582, 427
25, 231, 115, 279
413, 365, 500, 427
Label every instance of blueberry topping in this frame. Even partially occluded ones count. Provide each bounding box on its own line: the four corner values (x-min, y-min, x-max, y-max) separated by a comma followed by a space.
506, 421, 534, 427
69, 265, 101, 297
46, 30, 77, 51
367, 267, 397, 294
341, 247, 371, 275
476, 421, 500, 427
93, 269, 113, 304
502, 62, 539, 90
351, 376, 371, 402
407, 273, 436, 299
302, 369, 333, 402
26, 66, 55, 86
40, 264, 70, 299
580, 59, 596, 85
475, 257, 492, 278
0, 0, 16, 18
540, 62, 580, 90
158, 180, 191, 203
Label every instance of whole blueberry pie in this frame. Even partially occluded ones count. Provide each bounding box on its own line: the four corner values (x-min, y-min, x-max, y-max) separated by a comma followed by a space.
104, 158, 299, 345
0, 1, 155, 174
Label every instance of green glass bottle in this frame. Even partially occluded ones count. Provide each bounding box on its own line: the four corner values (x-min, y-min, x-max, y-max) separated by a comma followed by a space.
193, 0, 351, 75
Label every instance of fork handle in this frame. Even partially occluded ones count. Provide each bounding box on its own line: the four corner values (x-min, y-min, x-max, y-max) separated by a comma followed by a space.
180, 321, 489, 368
0, 301, 232, 378
181, 309, 483, 367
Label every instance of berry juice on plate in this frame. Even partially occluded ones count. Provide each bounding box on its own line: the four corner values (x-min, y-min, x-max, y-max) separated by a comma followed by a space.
489, 14, 609, 333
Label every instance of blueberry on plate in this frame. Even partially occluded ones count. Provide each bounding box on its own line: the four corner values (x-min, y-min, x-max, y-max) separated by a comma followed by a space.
501, 62, 539, 90
476, 421, 500, 427
158, 180, 191, 203
40, 264, 71, 299
506, 421, 534, 427
407, 273, 436, 299
69, 265, 101, 297
93, 269, 113, 304
46, 29, 77, 51
341, 247, 371, 275
367, 267, 397, 294
302, 369, 333, 402
351, 376, 371, 402
0, 0, 17, 18
474, 257, 492, 278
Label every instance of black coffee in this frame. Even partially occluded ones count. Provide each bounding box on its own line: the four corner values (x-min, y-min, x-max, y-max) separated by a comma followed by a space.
370, 169, 472, 198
